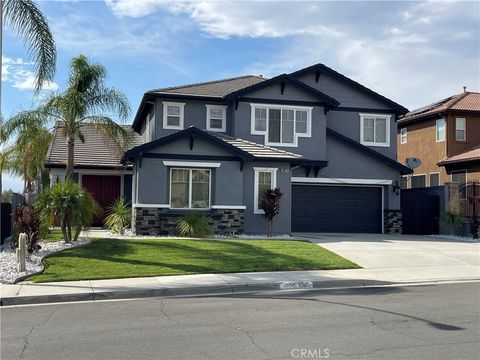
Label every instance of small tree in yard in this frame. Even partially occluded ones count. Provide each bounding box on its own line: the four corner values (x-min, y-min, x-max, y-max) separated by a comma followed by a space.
259, 188, 283, 237
11, 204, 42, 254
36, 182, 101, 243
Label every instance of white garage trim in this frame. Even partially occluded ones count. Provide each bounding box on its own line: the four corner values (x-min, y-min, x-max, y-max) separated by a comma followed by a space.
291, 177, 392, 185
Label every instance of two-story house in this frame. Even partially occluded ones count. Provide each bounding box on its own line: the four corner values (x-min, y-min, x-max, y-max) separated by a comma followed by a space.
397, 91, 480, 189
120, 63, 411, 235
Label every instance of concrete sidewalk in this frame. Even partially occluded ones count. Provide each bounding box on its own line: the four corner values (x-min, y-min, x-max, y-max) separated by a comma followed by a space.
2, 265, 479, 306
2, 233, 479, 306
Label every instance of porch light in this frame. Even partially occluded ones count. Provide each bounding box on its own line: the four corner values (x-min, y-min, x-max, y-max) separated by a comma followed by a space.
393, 180, 401, 196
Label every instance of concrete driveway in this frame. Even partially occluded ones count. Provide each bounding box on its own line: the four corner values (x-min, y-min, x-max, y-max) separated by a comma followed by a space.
293, 233, 480, 282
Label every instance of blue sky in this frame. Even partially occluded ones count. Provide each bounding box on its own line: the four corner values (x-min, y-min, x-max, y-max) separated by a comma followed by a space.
2, 0, 479, 191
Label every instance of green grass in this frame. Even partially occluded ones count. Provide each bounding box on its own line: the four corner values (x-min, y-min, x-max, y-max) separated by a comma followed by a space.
28, 238, 360, 283
41, 229, 65, 242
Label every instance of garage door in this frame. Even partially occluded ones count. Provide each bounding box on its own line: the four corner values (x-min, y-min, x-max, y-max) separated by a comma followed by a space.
292, 185, 382, 233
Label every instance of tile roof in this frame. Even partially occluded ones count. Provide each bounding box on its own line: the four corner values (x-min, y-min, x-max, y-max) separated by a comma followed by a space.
207, 131, 304, 159
437, 146, 480, 166
46, 124, 143, 169
399, 92, 480, 123
148, 75, 266, 98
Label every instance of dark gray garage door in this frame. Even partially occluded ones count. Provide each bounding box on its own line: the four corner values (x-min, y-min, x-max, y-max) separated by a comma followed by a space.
292, 185, 382, 233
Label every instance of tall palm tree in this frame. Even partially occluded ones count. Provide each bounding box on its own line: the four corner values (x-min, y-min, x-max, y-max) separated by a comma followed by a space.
0, 146, 15, 202
3, 117, 52, 193
1, 0, 56, 100
7, 54, 131, 179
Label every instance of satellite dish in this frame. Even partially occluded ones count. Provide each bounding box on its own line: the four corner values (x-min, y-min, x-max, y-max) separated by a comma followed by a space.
406, 157, 422, 169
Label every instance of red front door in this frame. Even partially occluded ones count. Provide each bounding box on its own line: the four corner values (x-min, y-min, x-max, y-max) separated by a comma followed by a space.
82, 175, 121, 227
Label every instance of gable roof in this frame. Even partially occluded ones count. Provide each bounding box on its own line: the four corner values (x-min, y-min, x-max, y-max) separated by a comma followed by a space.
124, 126, 303, 162
290, 63, 408, 114
437, 146, 480, 166
326, 128, 412, 174
399, 92, 480, 124
45, 124, 143, 169
148, 75, 266, 98
132, 72, 341, 131
224, 74, 340, 107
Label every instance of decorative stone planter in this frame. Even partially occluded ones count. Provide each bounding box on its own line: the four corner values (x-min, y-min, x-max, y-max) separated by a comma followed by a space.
133, 207, 245, 236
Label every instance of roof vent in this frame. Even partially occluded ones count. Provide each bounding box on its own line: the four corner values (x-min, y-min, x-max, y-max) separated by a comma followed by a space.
463, 86, 467, 93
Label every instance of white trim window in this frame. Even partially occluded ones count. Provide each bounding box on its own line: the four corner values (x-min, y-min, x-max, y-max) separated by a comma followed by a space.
170, 168, 211, 209
206, 105, 227, 132
411, 174, 426, 188
429, 173, 440, 187
253, 167, 277, 214
163, 102, 185, 130
400, 127, 407, 144
436, 118, 445, 142
360, 113, 391, 147
250, 104, 312, 147
455, 118, 466, 141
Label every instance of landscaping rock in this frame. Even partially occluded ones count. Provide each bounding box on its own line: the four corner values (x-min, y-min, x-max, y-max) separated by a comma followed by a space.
0, 239, 91, 284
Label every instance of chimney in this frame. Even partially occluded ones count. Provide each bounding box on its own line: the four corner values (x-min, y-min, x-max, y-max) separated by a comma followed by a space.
463, 86, 467, 93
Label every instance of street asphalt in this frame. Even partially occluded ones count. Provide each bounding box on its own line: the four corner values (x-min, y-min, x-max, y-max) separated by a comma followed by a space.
1, 282, 479, 360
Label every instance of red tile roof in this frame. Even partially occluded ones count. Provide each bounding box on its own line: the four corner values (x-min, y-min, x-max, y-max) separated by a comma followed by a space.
438, 146, 480, 166
399, 92, 480, 123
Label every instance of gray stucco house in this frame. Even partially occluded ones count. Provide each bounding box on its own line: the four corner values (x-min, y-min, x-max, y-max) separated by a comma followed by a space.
122, 63, 412, 235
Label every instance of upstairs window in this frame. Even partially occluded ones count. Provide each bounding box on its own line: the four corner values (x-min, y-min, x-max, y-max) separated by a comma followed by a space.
436, 118, 445, 142
400, 127, 407, 144
163, 102, 185, 130
250, 104, 312, 147
360, 114, 391, 147
206, 105, 227, 132
455, 118, 466, 141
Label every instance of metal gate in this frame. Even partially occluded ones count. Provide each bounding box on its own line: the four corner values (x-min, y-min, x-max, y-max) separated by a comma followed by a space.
401, 186, 444, 235
1, 203, 12, 244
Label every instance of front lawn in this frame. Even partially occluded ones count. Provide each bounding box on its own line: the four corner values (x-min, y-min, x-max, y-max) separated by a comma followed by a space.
28, 238, 360, 283
41, 229, 65, 242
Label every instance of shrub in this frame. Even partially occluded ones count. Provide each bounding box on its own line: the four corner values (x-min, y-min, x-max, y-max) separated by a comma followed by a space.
440, 211, 465, 235
104, 198, 131, 235
259, 188, 283, 237
176, 213, 211, 238
36, 181, 101, 242
11, 204, 42, 253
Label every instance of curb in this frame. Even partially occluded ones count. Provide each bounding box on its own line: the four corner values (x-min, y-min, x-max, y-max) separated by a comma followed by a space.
0, 279, 391, 306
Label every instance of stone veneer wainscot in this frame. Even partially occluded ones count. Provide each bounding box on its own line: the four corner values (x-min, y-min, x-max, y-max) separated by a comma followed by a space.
384, 210, 402, 234
133, 207, 245, 236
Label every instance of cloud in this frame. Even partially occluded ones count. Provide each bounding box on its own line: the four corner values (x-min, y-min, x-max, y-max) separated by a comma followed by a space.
103, 0, 479, 109
2, 57, 59, 91
49, 6, 196, 73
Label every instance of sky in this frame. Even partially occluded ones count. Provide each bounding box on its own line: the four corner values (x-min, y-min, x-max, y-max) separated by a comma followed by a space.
2, 0, 479, 192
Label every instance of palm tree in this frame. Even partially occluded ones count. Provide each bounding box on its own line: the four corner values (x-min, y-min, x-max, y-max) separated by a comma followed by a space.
0, 146, 15, 202
6, 54, 131, 179
4, 118, 52, 193
1, 0, 56, 101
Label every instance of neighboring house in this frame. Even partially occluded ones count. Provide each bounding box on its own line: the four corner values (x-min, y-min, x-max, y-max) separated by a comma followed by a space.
397, 91, 480, 189
45, 124, 143, 226
122, 63, 411, 235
